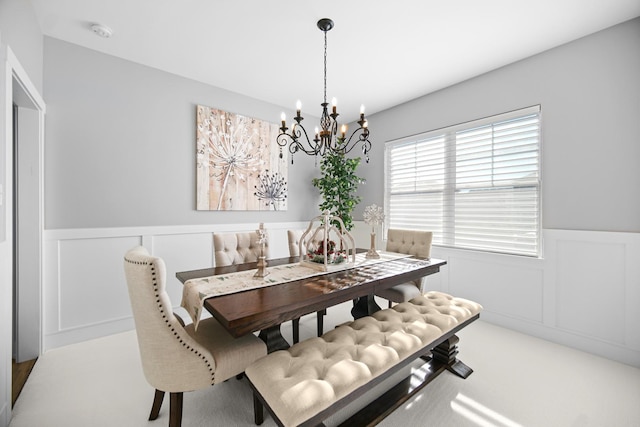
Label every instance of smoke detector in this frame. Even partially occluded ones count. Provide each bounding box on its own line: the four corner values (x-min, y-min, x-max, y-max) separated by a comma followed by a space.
91, 24, 113, 38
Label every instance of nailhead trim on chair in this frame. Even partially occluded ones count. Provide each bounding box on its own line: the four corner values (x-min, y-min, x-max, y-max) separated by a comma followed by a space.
125, 255, 216, 385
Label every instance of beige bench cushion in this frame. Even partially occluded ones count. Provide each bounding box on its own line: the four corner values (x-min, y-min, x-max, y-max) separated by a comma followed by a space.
246, 291, 482, 427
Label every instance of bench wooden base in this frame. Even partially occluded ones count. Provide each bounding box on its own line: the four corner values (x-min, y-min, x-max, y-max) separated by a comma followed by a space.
337, 339, 472, 427
251, 313, 479, 427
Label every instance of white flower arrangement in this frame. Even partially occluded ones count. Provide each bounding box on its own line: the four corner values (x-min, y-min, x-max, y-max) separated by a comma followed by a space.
363, 204, 385, 230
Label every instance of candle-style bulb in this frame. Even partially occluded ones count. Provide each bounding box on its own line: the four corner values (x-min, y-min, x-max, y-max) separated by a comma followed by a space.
296, 100, 301, 116
341, 124, 347, 138
360, 104, 365, 115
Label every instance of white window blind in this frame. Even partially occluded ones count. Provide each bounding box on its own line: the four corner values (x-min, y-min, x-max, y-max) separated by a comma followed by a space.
384, 105, 541, 257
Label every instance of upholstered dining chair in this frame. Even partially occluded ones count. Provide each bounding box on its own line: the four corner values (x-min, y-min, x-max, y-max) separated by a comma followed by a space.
213, 231, 268, 266
375, 229, 433, 307
287, 229, 327, 343
124, 246, 267, 427
287, 229, 325, 259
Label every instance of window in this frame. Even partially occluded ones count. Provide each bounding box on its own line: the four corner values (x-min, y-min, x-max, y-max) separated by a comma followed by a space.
384, 105, 541, 257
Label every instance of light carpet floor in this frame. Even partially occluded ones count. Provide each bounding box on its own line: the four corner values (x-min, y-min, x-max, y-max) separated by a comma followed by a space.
9, 300, 640, 427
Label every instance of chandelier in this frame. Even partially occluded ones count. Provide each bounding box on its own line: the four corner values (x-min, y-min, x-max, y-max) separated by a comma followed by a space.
276, 18, 371, 164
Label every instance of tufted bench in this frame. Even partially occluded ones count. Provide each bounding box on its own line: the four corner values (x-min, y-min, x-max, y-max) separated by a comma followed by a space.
245, 291, 482, 427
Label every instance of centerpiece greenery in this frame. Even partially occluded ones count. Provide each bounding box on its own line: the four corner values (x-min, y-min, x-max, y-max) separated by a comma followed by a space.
311, 148, 363, 232
307, 239, 346, 264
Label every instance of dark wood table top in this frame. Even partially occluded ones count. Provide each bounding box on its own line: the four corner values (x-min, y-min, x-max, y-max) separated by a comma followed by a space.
177, 254, 447, 338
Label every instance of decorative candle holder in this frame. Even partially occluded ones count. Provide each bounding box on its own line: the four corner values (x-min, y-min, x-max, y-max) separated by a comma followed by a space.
366, 231, 380, 259
363, 204, 385, 259
254, 223, 270, 278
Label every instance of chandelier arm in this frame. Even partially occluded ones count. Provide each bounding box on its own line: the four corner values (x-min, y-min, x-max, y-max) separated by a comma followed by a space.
292, 124, 320, 155
276, 132, 294, 151
277, 125, 320, 157
341, 127, 372, 157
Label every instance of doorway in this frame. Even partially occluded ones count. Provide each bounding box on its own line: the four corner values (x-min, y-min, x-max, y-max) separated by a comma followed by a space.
11, 78, 42, 364
10, 94, 41, 405
0, 45, 45, 423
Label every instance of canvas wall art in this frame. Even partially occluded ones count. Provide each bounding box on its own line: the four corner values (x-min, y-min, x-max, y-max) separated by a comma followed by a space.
196, 105, 287, 211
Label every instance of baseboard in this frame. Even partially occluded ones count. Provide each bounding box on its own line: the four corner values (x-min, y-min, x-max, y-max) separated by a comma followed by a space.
44, 317, 135, 351
0, 400, 8, 427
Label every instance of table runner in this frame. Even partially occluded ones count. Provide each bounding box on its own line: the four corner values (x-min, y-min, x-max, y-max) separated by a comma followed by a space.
181, 251, 411, 330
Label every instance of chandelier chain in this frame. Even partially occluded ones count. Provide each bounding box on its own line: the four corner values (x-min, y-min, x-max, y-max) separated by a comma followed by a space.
323, 30, 328, 105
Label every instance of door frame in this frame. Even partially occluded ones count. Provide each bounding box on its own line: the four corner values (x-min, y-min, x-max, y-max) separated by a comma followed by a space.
0, 43, 45, 425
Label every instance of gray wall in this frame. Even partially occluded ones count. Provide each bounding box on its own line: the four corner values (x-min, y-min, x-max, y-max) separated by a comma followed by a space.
356, 17, 640, 233
38, 18, 640, 232
43, 38, 321, 229
0, 0, 43, 93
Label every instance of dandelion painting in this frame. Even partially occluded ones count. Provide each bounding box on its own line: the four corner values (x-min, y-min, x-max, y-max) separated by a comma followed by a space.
196, 105, 288, 210
254, 170, 287, 210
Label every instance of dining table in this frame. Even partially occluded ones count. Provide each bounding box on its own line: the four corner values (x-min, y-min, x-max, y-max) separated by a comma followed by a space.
177, 251, 447, 353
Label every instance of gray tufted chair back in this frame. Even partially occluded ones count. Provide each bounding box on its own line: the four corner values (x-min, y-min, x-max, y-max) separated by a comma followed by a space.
287, 229, 326, 257
386, 229, 433, 259
214, 232, 269, 266
376, 229, 434, 305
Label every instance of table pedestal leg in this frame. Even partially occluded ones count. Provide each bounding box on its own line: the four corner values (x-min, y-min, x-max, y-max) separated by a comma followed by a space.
258, 325, 290, 353
351, 295, 382, 319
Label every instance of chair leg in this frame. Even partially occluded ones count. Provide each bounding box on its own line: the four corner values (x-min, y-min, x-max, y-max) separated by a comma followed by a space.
169, 392, 183, 427
254, 391, 264, 425
149, 389, 165, 420
317, 309, 326, 337
292, 318, 300, 344
388, 300, 393, 308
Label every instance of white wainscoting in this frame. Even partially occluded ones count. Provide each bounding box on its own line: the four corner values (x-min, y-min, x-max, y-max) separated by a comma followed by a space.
413, 228, 639, 367
42, 221, 309, 351
44, 223, 640, 367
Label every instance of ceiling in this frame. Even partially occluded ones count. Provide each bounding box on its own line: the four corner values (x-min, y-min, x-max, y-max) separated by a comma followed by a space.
30, 0, 640, 123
